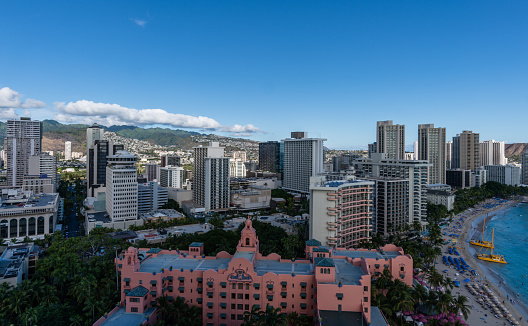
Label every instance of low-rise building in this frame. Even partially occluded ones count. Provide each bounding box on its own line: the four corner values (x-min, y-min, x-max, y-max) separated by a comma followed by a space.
426, 190, 455, 211
0, 191, 59, 241
0, 242, 38, 286
231, 186, 271, 210
139, 209, 185, 223
107, 219, 409, 326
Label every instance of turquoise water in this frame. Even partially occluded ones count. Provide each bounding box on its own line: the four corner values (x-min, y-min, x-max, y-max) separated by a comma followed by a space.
484, 203, 528, 308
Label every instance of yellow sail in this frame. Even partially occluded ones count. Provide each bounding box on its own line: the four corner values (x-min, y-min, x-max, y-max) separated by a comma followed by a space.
470, 219, 494, 249
476, 229, 507, 264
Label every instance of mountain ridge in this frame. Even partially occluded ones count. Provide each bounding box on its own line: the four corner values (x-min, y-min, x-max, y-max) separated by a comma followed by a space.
0, 120, 258, 153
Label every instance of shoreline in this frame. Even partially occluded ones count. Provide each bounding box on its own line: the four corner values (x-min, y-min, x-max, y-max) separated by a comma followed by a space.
467, 206, 528, 320
434, 199, 528, 325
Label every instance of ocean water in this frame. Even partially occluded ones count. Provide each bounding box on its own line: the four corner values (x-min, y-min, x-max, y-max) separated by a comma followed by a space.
483, 203, 528, 308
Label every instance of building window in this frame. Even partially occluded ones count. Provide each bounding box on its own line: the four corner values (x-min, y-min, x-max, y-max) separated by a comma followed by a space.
131, 307, 138, 312
245, 294, 249, 300
237, 304, 243, 310
238, 283, 243, 290
364, 297, 368, 302
231, 294, 235, 299
231, 304, 236, 309
238, 294, 243, 299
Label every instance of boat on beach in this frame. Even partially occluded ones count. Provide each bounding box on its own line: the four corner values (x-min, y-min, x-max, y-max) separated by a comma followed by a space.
476, 228, 507, 264
470, 219, 494, 249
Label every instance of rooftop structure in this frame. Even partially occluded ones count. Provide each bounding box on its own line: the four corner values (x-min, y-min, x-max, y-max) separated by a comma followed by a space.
0, 192, 59, 241
0, 242, 38, 286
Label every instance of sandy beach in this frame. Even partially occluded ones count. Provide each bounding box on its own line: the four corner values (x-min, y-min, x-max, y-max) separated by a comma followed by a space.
433, 199, 528, 326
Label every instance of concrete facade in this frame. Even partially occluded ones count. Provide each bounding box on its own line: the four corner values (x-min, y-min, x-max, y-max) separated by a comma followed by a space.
484, 164, 521, 186
106, 151, 138, 221
282, 132, 326, 194
310, 176, 374, 248
193, 143, 230, 212
5, 118, 42, 187
418, 124, 446, 184
0, 192, 59, 241
480, 140, 506, 166
376, 121, 405, 160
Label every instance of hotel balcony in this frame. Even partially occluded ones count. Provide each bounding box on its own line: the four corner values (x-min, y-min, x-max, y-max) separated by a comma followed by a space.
327, 227, 337, 231
327, 207, 337, 211
327, 222, 338, 226
327, 236, 338, 241
327, 212, 337, 216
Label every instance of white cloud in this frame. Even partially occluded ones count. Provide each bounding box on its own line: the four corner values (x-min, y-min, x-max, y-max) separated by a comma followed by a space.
0, 108, 18, 119
132, 18, 146, 27
0, 87, 46, 109
221, 124, 261, 135
54, 100, 261, 135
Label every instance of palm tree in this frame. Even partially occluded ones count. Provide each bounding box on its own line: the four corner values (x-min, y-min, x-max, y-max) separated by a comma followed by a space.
243, 305, 263, 326
435, 290, 454, 315
453, 294, 471, 320
260, 304, 288, 326
411, 284, 428, 309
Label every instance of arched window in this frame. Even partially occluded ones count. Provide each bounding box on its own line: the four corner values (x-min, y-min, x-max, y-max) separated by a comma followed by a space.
246, 238, 250, 246
37, 216, 45, 235
0, 220, 8, 238
49, 216, 54, 234
320, 268, 323, 274
10, 219, 17, 238
28, 217, 36, 236
19, 218, 27, 237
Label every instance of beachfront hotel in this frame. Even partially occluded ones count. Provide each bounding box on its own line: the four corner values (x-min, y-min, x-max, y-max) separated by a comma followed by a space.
309, 176, 374, 248
98, 219, 413, 326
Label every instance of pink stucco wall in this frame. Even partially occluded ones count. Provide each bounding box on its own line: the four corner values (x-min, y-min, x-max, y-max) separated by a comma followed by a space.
116, 219, 412, 326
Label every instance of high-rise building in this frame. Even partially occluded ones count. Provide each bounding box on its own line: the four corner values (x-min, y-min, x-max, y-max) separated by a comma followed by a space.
87, 139, 124, 197
368, 177, 410, 236
310, 176, 374, 247
258, 141, 282, 173
106, 150, 138, 221
28, 153, 57, 185
413, 141, 419, 160
354, 154, 431, 228
446, 141, 453, 169
160, 166, 186, 189
193, 142, 230, 211
376, 121, 405, 160
137, 182, 168, 213
484, 165, 521, 186
145, 163, 160, 182
446, 169, 472, 189
418, 124, 446, 184
5, 118, 42, 187
161, 154, 181, 167
282, 132, 326, 194
229, 151, 247, 178
522, 151, 528, 185
367, 142, 377, 159
86, 124, 107, 196
452, 136, 460, 169
458, 131, 480, 170
480, 140, 506, 166
64, 141, 72, 160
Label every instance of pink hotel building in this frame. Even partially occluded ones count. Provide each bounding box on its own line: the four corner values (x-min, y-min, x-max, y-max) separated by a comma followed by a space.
105, 219, 412, 326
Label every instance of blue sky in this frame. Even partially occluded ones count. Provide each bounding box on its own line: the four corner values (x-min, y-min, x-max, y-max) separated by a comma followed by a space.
1, 1, 527, 149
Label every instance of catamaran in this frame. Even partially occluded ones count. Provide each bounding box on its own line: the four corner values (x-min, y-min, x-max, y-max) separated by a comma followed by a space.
476, 228, 507, 264
470, 219, 494, 249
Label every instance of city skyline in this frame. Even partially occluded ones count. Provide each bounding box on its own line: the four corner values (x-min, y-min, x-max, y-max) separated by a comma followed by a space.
1, 1, 527, 149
